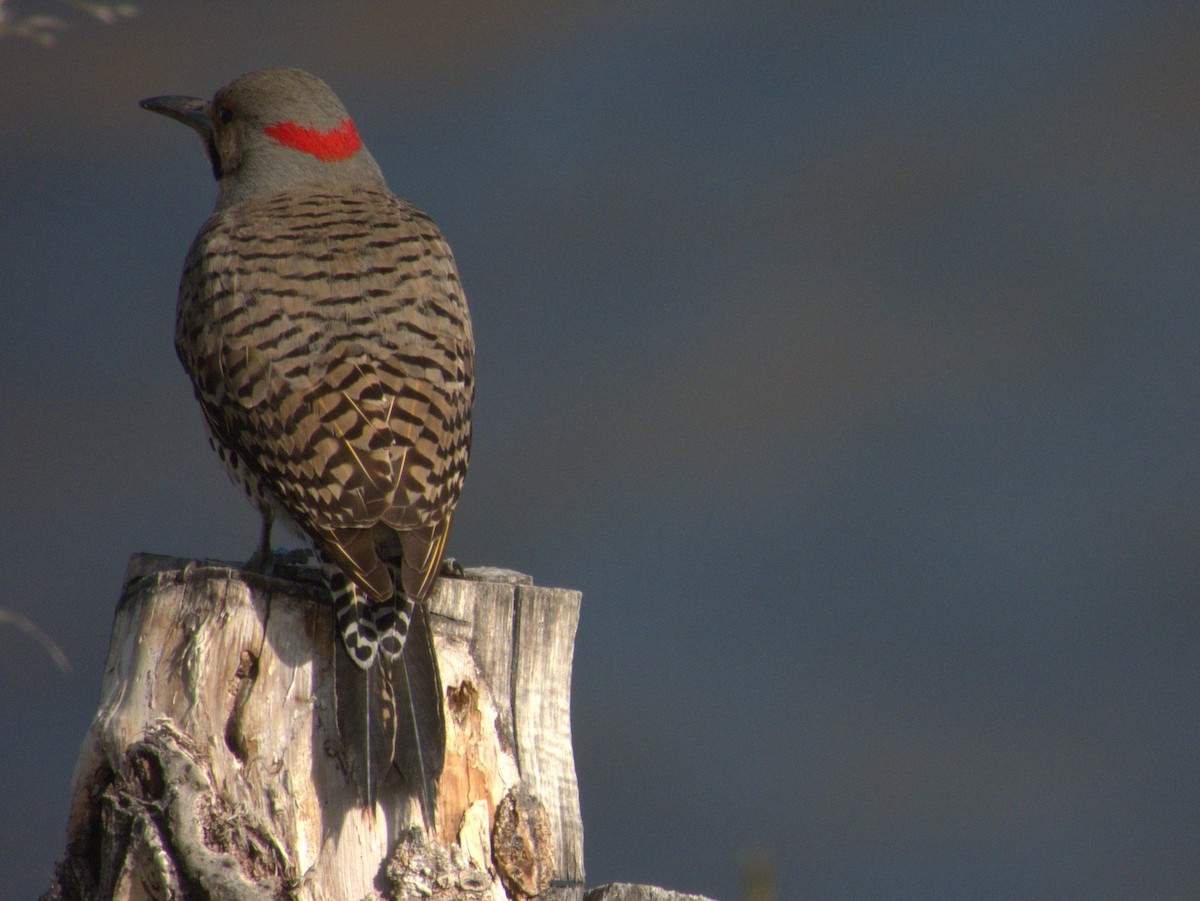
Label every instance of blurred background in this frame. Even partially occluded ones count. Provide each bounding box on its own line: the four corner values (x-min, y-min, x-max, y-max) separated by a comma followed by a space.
2, 2, 1197, 898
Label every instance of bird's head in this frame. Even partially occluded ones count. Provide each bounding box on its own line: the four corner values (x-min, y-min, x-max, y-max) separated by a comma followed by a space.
141, 68, 386, 207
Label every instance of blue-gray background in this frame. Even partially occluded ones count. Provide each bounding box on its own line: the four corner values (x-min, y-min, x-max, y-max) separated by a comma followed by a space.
2, 3, 1197, 898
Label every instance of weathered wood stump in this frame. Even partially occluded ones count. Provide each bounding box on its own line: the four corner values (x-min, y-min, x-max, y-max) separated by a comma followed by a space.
584, 886, 717, 901
46, 553, 585, 901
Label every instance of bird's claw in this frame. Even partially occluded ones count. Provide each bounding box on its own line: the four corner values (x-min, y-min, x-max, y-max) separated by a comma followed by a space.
244, 546, 275, 575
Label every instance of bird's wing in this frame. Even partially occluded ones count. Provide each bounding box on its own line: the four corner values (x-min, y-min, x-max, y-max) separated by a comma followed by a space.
178, 187, 473, 601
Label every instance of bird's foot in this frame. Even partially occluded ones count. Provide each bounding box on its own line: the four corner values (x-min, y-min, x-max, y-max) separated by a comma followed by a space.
440, 556, 466, 579
245, 546, 314, 578
244, 545, 274, 575
275, 547, 315, 566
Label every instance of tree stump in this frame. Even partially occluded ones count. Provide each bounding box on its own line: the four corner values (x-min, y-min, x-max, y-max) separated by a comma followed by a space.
583, 886, 718, 901
46, 553, 585, 901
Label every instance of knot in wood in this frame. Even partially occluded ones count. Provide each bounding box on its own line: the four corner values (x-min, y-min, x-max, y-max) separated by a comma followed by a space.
446, 679, 479, 728
383, 827, 491, 900
129, 748, 166, 801
492, 783, 554, 899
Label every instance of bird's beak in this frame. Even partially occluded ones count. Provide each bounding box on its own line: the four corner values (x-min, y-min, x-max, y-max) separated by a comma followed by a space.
139, 95, 211, 138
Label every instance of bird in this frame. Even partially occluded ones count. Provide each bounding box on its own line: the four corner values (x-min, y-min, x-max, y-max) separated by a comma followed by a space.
140, 68, 474, 822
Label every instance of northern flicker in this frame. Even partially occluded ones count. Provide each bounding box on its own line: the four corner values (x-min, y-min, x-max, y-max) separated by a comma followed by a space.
141, 68, 473, 820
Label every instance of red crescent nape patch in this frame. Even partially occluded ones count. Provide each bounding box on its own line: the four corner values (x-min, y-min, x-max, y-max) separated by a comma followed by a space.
264, 118, 363, 162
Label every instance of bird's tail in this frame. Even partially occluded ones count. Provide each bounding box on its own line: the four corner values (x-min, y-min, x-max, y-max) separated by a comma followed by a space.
329, 566, 444, 822
388, 599, 445, 825
333, 632, 395, 808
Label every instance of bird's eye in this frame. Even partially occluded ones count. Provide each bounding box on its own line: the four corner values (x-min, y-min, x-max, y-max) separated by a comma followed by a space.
217, 106, 233, 125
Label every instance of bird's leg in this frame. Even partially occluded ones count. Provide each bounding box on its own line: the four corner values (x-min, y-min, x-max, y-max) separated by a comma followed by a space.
244, 507, 275, 574
439, 557, 465, 578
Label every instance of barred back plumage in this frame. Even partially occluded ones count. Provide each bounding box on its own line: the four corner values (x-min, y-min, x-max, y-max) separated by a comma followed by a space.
143, 68, 473, 820
178, 187, 473, 586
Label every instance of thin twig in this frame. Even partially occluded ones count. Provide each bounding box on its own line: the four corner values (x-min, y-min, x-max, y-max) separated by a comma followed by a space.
0, 0, 135, 46
0, 606, 72, 674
